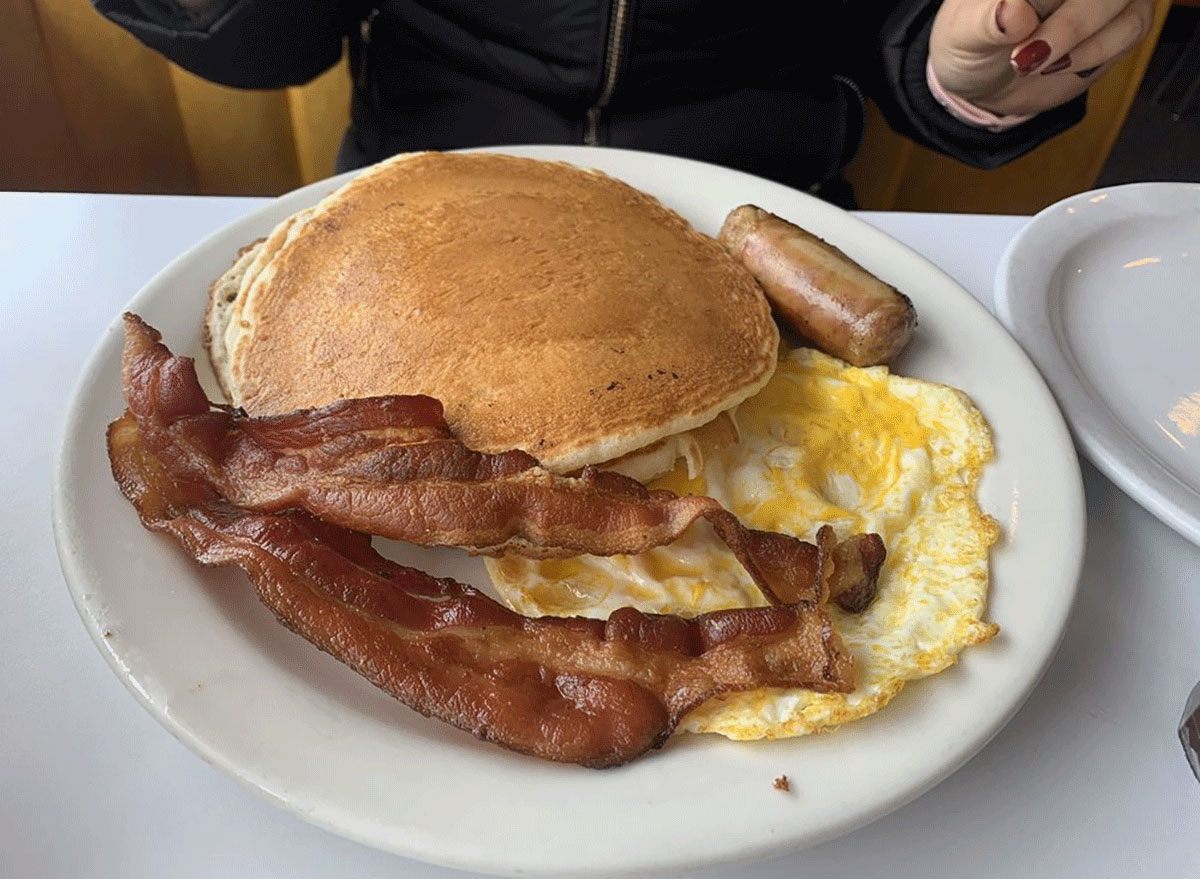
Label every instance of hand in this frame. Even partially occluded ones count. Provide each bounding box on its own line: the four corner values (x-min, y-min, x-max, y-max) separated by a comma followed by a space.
929, 0, 1155, 117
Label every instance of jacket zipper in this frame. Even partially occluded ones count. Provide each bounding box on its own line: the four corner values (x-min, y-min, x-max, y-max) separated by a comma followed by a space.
831, 74, 866, 114
584, 0, 630, 146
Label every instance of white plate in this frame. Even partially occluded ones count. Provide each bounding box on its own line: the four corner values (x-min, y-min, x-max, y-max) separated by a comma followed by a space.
52, 146, 1085, 877
996, 183, 1200, 547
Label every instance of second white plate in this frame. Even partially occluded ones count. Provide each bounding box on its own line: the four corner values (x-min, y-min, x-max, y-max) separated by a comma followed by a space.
996, 182, 1200, 547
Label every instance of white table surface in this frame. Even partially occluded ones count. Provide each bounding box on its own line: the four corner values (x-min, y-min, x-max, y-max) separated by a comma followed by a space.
3, 192, 1198, 878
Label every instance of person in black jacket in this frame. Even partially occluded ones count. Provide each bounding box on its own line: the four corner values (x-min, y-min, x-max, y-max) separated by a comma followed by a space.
93, 0, 1154, 205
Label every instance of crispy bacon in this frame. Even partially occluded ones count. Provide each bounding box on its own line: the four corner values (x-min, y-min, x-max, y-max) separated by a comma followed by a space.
120, 314, 883, 611
108, 412, 855, 767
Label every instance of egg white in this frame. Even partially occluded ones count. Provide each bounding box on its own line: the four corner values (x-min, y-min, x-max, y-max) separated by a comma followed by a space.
485, 347, 1000, 739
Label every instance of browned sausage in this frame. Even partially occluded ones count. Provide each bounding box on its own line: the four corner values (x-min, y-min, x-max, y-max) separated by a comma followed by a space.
719, 205, 916, 367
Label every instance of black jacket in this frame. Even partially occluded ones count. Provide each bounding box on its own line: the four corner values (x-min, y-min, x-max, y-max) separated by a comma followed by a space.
95, 0, 1085, 200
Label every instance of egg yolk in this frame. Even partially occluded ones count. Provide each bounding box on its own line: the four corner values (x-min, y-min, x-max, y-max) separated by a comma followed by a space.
650, 352, 937, 541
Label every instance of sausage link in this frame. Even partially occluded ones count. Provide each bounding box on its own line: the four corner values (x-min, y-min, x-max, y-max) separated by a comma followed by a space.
719, 205, 916, 367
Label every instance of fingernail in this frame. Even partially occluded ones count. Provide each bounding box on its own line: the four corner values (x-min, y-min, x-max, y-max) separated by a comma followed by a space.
1040, 54, 1072, 75
1012, 40, 1052, 76
995, 0, 1007, 34
1075, 66, 1101, 79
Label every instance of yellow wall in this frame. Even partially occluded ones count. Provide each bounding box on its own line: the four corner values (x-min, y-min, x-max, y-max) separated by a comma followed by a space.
4, 0, 351, 195
2, 0, 1170, 210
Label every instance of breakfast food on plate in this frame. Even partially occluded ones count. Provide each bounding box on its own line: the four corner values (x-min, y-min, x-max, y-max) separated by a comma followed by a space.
106, 151, 999, 767
206, 151, 778, 475
720, 205, 917, 367
488, 347, 1000, 739
110, 317, 877, 768
122, 315, 883, 606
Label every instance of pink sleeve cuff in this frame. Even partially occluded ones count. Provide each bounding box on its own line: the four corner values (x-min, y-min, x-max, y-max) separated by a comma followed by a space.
925, 57, 1034, 132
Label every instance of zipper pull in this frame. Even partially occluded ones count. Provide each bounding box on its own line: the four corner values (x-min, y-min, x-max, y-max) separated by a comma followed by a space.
585, 107, 602, 146
360, 7, 378, 45
357, 8, 379, 90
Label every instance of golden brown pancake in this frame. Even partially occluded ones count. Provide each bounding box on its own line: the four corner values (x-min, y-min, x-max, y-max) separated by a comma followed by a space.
207, 152, 777, 473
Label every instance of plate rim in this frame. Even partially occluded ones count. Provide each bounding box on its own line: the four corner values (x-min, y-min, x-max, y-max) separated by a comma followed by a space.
52, 145, 1087, 877
994, 180, 1200, 547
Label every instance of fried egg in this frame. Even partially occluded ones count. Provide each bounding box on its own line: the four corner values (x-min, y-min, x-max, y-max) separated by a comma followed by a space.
485, 347, 1000, 739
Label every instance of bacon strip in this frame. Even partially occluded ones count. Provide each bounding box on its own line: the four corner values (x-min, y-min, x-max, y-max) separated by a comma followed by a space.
120, 314, 883, 611
108, 412, 854, 767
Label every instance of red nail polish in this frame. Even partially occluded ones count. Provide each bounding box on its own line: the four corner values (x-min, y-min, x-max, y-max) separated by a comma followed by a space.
1012, 40, 1052, 75
1040, 54, 1072, 75
995, 0, 1007, 34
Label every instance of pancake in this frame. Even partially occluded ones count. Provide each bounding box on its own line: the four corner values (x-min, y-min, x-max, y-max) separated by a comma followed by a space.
206, 207, 315, 403
206, 152, 777, 473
